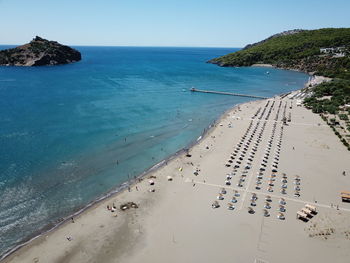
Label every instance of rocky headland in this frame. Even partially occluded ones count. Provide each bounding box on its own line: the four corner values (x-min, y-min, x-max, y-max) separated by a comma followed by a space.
0, 36, 81, 66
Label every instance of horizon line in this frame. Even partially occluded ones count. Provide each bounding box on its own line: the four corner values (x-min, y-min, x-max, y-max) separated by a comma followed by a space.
0, 43, 240, 49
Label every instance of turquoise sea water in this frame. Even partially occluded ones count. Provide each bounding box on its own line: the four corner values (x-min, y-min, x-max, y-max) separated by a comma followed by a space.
0, 46, 308, 257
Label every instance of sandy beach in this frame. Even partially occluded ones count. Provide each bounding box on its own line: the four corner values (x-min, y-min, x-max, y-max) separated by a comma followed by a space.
3, 90, 350, 263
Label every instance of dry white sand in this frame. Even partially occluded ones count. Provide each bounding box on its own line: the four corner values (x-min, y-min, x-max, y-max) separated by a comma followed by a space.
3, 92, 350, 263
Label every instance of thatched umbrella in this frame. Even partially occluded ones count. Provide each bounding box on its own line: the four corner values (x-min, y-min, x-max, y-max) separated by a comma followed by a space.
212, 201, 220, 209
279, 205, 286, 212
279, 198, 286, 205
265, 195, 272, 202
263, 209, 270, 217
251, 194, 257, 201
248, 207, 255, 214
264, 202, 271, 209
277, 212, 285, 220
217, 193, 224, 200
227, 203, 235, 210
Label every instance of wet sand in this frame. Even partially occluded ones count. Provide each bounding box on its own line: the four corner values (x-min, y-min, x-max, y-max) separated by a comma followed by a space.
3, 91, 350, 263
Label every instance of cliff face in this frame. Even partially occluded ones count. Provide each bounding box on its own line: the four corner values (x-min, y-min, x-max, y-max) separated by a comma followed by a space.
0, 36, 81, 66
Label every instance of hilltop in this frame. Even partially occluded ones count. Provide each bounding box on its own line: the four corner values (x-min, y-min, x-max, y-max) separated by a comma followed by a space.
0, 36, 81, 66
208, 28, 350, 79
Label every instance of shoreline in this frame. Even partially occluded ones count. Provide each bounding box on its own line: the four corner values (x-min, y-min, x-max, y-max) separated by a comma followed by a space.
3, 82, 350, 263
0, 97, 257, 261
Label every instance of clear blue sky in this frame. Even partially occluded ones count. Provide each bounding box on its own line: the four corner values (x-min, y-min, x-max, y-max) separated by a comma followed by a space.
1, 0, 350, 47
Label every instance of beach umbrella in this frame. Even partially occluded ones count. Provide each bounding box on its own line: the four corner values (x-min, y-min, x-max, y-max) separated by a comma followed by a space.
227, 203, 235, 210
263, 209, 270, 217
248, 207, 255, 214
264, 202, 271, 209
231, 197, 237, 203
212, 201, 220, 209
279, 205, 286, 212
277, 212, 285, 220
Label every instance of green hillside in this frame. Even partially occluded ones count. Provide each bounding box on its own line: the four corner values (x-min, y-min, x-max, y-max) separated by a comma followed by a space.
209, 28, 350, 79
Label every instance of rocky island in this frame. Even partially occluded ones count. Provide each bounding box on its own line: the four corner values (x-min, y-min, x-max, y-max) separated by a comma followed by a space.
0, 36, 81, 66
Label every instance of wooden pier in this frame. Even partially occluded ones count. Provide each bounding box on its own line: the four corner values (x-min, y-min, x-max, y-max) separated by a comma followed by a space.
190, 88, 268, 100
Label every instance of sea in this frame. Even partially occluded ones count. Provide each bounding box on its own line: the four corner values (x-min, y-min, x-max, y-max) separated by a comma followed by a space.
0, 46, 308, 257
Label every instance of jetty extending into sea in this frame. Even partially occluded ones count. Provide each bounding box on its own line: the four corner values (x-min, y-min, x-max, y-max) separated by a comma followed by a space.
190, 88, 268, 99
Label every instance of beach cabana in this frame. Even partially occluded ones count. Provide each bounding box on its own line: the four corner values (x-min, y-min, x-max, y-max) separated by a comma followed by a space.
296, 211, 308, 221
305, 204, 317, 213
341, 191, 350, 202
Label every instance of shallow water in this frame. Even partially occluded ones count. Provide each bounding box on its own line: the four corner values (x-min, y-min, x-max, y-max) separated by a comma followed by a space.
0, 46, 308, 256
